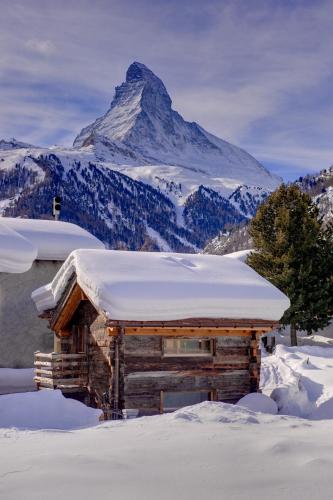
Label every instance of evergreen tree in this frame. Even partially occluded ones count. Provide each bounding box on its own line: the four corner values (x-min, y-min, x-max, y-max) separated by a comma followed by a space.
247, 184, 333, 346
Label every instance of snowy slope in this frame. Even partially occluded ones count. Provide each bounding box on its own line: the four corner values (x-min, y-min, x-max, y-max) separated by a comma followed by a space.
204, 165, 333, 256
0, 62, 282, 251
74, 62, 280, 196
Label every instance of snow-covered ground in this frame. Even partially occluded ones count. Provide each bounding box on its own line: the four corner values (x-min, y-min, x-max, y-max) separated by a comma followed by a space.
261, 344, 333, 419
0, 368, 35, 395
0, 398, 333, 500
2, 339, 333, 499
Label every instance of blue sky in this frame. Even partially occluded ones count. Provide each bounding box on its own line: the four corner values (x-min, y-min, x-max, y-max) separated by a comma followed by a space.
0, 0, 332, 181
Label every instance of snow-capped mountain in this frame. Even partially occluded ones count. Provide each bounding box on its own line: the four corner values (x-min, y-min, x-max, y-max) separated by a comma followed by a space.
0, 62, 282, 251
0, 139, 36, 150
74, 62, 280, 199
296, 165, 333, 224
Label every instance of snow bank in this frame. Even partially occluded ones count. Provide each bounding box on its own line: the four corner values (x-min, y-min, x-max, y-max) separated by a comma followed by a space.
170, 401, 261, 424
0, 368, 35, 395
0, 390, 102, 430
32, 249, 290, 321
236, 393, 278, 414
310, 398, 333, 420
261, 344, 333, 418
2, 399, 332, 500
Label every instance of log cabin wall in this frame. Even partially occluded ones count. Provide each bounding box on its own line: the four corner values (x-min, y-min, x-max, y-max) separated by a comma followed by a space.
122, 334, 255, 416
65, 304, 111, 407
65, 304, 262, 417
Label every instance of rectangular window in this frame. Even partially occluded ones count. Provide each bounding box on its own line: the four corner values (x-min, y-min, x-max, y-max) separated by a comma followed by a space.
162, 390, 212, 412
163, 338, 213, 357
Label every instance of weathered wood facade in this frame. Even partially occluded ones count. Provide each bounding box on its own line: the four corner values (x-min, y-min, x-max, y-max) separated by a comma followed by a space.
35, 278, 277, 418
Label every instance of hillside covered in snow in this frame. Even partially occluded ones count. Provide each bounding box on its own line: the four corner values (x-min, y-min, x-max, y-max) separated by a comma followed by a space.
204, 164, 333, 255
0, 62, 281, 251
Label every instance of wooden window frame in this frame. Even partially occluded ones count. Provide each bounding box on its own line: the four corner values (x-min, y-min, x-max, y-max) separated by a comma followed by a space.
162, 338, 214, 358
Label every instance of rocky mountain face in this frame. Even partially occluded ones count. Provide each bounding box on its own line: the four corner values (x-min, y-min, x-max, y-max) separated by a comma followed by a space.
296, 166, 333, 224
0, 62, 281, 251
204, 166, 333, 256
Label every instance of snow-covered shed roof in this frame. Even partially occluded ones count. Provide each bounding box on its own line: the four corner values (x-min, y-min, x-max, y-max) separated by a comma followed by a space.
32, 249, 290, 322
0, 218, 104, 273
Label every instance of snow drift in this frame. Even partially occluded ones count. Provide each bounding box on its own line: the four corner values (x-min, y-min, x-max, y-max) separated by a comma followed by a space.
0, 390, 102, 430
0, 368, 35, 395
261, 344, 333, 419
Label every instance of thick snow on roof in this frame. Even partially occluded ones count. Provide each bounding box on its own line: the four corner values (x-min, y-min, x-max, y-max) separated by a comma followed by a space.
32, 249, 290, 321
0, 218, 104, 273
0, 222, 37, 273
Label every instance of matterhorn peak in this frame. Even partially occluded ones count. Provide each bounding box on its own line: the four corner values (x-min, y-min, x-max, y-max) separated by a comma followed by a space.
73, 62, 280, 192
74, 61, 173, 149
126, 61, 159, 83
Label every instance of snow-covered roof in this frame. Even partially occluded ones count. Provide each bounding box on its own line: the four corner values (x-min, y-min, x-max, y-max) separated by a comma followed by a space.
32, 249, 290, 322
0, 218, 104, 273
0, 222, 37, 273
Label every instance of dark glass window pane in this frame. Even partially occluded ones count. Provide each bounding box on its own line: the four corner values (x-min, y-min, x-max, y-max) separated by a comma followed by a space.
163, 391, 210, 410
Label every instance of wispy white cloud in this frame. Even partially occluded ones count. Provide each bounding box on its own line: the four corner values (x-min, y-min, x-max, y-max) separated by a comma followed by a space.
0, 0, 332, 179
25, 39, 57, 56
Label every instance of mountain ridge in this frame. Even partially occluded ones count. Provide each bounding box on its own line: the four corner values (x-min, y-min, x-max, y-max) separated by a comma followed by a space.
204, 166, 333, 256
0, 61, 283, 251
73, 62, 280, 194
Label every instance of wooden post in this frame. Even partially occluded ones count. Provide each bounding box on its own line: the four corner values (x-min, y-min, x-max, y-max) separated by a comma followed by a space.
112, 324, 124, 420
113, 336, 120, 419
249, 331, 259, 392
290, 321, 298, 346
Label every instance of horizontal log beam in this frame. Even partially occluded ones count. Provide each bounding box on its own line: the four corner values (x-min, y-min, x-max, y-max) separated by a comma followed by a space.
107, 318, 278, 328
34, 352, 87, 361
108, 326, 273, 337
34, 361, 88, 369
34, 376, 87, 387
35, 368, 88, 378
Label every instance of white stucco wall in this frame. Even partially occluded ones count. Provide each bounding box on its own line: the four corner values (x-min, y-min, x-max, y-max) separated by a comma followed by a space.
0, 261, 62, 368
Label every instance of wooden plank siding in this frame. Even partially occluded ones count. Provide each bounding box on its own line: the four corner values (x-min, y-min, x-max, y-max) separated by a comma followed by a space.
119, 334, 254, 415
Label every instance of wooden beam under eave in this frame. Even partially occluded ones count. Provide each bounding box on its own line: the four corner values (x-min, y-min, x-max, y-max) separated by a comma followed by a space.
53, 284, 85, 335
107, 318, 277, 328
107, 326, 274, 337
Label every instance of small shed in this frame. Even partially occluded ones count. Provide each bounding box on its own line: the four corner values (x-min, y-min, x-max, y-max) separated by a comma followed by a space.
0, 218, 104, 368
32, 249, 290, 417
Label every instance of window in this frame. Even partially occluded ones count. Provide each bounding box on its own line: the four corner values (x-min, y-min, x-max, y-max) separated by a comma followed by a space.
163, 338, 213, 357
162, 390, 212, 412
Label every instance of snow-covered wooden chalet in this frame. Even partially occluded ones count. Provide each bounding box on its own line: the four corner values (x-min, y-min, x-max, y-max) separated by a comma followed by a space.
0, 218, 104, 368
32, 249, 290, 417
